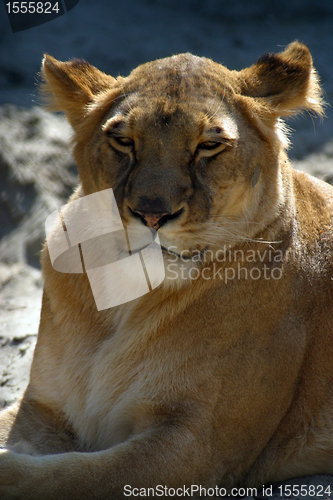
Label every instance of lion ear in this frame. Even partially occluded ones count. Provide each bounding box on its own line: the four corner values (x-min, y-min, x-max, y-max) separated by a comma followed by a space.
41, 55, 116, 128
236, 41, 324, 120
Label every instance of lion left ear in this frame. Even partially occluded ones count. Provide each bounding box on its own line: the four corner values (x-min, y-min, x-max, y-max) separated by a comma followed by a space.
236, 41, 324, 120
41, 55, 117, 129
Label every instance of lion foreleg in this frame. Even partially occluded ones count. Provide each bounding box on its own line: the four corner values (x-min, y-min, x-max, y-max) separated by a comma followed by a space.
0, 425, 214, 499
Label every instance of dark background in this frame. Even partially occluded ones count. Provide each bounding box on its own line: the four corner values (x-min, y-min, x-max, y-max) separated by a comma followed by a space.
1, 0, 333, 159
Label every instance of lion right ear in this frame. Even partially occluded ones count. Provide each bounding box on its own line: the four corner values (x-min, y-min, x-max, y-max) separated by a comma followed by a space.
236, 42, 324, 121
41, 55, 116, 129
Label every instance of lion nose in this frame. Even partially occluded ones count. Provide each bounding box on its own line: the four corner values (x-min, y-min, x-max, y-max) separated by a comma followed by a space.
130, 196, 183, 229
135, 211, 169, 229
130, 196, 171, 229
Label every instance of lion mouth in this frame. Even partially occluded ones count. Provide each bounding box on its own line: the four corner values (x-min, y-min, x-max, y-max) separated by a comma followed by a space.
161, 246, 181, 257
161, 245, 209, 260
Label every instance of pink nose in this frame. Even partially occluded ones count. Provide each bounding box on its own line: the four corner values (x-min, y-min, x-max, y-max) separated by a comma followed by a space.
137, 212, 168, 229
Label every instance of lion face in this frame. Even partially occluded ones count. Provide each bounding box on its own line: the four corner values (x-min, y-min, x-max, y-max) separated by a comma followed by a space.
96, 63, 247, 260
42, 44, 323, 263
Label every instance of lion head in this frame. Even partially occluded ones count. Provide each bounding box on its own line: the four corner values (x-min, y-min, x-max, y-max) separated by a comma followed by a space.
42, 42, 323, 270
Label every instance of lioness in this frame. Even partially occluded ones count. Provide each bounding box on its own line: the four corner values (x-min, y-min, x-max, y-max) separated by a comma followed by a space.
1, 41, 333, 499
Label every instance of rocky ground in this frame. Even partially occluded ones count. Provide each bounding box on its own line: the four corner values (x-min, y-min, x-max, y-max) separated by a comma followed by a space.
0, 104, 78, 407
1, 1, 333, 498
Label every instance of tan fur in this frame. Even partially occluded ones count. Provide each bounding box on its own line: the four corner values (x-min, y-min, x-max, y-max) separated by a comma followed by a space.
1, 42, 333, 499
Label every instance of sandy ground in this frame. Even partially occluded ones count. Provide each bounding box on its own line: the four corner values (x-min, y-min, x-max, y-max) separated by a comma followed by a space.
1, 1, 333, 497
0, 263, 41, 407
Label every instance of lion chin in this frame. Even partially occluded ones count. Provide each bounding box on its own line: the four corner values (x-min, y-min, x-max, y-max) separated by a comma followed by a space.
1, 42, 333, 499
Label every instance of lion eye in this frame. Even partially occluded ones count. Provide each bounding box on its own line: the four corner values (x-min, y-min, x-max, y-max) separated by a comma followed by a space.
196, 140, 229, 158
197, 141, 222, 150
113, 137, 134, 147
106, 132, 135, 152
